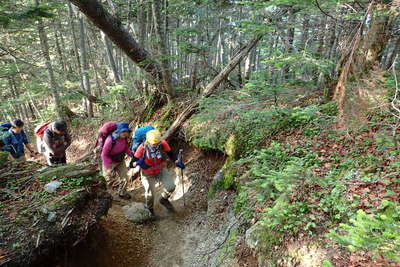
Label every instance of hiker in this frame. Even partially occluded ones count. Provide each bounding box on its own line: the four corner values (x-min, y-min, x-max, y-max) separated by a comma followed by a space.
133, 129, 185, 215
128, 125, 155, 178
1, 120, 35, 161
41, 120, 71, 166
101, 122, 134, 199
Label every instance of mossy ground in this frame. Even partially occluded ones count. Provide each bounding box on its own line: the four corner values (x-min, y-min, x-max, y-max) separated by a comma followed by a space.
0, 161, 111, 266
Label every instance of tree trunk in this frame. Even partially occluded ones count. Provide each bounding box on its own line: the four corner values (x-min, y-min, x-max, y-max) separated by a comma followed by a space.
36, 0, 63, 119
54, 22, 67, 73
152, 0, 174, 101
8, 77, 23, 120
333, 2, 394, 127
102, 32, 121, 83
67, 2, 85, 97
68, 0, 164, 88
283, 10, 296, 79
383, 32, 400, 69
79, 16, 94, 117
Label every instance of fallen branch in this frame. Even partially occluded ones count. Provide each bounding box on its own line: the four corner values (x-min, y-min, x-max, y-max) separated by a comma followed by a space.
75, 90, 109, 106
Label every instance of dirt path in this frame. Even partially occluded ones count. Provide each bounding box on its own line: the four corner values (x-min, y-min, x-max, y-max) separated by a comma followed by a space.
66, 144, 226, 267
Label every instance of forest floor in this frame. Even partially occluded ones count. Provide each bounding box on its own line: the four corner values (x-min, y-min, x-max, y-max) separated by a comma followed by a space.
61, 128, 232, 267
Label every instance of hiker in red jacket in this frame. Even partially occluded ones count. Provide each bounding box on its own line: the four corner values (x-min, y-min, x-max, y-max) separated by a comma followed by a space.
133, 129, 185, 215
101, 122, 133, 199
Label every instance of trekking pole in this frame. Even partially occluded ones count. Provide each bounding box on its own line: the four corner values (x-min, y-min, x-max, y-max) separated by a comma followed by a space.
177, 149, 185, 207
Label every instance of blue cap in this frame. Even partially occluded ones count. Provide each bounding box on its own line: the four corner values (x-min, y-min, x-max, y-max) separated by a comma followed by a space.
115, 122, 131, 134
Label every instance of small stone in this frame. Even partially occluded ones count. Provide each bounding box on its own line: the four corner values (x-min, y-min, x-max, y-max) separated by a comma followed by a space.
44, 181, 62, 193
245, 222, 260, 249
122, 202, 152, 223
213, 169, 224, 182
47, 212, 57, 222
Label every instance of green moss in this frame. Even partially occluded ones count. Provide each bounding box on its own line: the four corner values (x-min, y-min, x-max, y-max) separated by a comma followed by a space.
62, 191, 81, 205
208, 156, 237, 199
154, 103, 176, 132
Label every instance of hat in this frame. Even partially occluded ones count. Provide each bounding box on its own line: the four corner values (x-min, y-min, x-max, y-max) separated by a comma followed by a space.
54, 120, 67, 132
115, 122, 132, 134
11, 119, 24, 128
146, 129, 161, 145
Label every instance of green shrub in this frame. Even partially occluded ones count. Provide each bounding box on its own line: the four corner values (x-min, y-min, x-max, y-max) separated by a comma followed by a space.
327, 200, 400, 261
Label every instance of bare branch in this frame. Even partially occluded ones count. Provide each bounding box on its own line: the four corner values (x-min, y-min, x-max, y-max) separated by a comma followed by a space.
314, 0, 337, 21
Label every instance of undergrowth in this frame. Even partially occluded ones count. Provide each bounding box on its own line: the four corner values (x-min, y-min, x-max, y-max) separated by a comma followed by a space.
187, 82, 400, 264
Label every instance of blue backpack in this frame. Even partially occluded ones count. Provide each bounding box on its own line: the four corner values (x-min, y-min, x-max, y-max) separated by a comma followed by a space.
131, 125, 155, 152
0, 123, 12, 151
0, 123, 12, 132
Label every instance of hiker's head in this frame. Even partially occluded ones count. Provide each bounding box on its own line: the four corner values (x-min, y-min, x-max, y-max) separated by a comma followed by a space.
11, 119, 24, 134
115, 122, 131, 139
146, 130, 161, 147
53, 120, 67, 134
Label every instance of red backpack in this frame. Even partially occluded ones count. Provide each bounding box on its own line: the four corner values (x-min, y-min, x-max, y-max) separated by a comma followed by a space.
96, 122, 118, 152
34, 122, 50, 139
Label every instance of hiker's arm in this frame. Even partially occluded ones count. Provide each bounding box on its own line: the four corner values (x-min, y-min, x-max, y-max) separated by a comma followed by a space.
21, 131, 29, 145
25, 144, 35, 154
133, 145, 144, 162
125, 141, 134, 157
166, 151, 177, 162
22, 131, 34, 154
161, 140, 177, 161
101, 138, 113, 169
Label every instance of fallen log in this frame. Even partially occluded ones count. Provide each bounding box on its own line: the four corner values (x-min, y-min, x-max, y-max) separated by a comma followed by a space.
163, 35, 263, 140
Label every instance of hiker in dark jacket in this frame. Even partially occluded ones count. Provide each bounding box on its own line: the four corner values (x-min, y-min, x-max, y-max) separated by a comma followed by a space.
42, 120, 71, 166
1, 120, 35, 161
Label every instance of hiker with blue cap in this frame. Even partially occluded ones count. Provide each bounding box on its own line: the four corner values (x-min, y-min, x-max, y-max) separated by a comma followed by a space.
101, 122, 133, 199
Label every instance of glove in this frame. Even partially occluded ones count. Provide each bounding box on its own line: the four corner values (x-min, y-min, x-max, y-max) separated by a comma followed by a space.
137, 157, 150, 170
176, 161, 185, 169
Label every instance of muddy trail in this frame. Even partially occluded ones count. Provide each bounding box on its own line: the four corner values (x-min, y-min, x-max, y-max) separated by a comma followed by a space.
62, 139, 227, 267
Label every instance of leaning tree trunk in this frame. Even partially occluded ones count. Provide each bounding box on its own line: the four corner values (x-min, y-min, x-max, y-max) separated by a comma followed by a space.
333, 2, 394, 127
68, 0, 165, 92
163, 35, 264, 139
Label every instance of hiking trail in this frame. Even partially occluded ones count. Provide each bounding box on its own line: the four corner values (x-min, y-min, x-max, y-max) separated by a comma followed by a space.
64, 135, 232, 267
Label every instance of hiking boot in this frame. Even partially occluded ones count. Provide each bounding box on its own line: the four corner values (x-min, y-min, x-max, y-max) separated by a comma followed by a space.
118, 193, 132, 200
160, 197, 175, 212
148, 208, 159, 221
